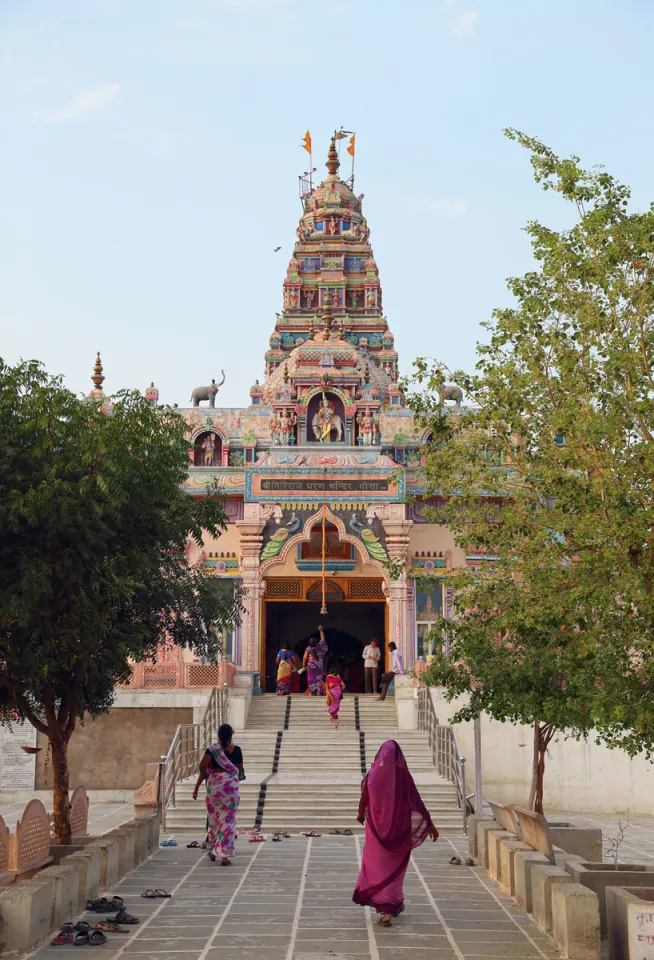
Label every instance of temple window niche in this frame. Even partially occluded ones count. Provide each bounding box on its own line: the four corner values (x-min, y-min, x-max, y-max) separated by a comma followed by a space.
194, 430, 222, 467
307, 391, 346, 444
416, 582, 444, 659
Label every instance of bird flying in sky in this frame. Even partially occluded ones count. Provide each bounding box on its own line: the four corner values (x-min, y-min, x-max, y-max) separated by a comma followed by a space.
273, 246, 281, 252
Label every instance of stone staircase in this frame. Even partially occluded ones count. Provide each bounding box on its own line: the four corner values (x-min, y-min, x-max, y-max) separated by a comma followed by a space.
164, 694, 463, 835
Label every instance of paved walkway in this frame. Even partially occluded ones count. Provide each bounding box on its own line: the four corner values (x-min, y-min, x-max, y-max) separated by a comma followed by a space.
29, 834, 562, 960
553, 811, 654, 866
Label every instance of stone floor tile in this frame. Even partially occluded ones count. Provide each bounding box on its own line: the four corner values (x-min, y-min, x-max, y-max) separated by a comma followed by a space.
123, 938, 209, 952
205, 950, 288, 960
290, 943, 372, 955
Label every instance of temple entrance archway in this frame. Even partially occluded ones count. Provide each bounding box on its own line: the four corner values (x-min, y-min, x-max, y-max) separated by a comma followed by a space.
263, 599, 386, 694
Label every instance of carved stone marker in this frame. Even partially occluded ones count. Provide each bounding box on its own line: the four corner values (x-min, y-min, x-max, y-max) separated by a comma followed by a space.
607, 886, 654, 960
489, 799, 521, 838
513, 805, 555, 863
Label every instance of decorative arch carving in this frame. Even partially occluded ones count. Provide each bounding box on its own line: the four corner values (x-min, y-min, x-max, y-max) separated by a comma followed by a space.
190, 424, 228, 444
259, 508, 388, 577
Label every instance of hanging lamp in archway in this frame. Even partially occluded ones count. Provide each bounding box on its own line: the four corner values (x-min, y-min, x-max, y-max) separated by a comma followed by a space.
320, 469, 328, 615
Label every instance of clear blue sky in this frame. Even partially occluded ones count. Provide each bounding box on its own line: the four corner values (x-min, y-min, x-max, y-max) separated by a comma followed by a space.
2, 0, 653, 406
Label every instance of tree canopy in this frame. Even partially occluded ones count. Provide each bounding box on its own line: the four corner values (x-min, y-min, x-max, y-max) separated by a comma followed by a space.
0, 359, 241, 840
406, 131, 654, 807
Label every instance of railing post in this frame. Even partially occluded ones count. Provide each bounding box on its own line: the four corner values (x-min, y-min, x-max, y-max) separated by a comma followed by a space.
158, 756, 166, 829
460, 756, 467, 831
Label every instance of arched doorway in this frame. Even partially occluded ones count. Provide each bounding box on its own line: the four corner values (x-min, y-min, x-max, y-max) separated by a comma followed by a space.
262, 581, 386, 694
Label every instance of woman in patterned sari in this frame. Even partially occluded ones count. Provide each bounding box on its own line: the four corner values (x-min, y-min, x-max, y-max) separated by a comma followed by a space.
192, 723, 240, 864
303, 625, 328, 696
276, 647, 294, 695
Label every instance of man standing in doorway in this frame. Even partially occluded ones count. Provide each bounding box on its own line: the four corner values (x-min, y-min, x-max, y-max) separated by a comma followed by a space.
377, 641, 404, 702
362, 638, 381, 695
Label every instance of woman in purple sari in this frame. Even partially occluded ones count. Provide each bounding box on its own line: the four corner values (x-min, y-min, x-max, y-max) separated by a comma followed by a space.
353, 740, 439, 926
303, 625, 327, 696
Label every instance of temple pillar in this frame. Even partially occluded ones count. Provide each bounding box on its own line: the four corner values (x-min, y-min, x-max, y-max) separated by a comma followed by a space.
236, 514, 266, 672
382, 516, 414, 667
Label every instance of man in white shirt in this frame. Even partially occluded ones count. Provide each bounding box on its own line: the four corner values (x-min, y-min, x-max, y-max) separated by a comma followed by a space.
362, 638, 381, 694
377, 641, 404, 702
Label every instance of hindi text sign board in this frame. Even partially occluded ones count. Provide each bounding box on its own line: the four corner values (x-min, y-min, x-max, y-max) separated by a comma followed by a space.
247, 469, 403, 503
0, 723, 37, 791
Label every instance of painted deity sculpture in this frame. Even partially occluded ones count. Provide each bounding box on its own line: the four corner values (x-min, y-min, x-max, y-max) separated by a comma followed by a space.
202, 433, 217, 465
278, 407, 297, 445
357, 407, 375, 446
312, 393, 343, 443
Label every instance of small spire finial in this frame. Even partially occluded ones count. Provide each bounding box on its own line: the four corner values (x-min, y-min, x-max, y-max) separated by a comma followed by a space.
322, 296, 333, 336
326, 135, 340, 176
91, 351, 105, 392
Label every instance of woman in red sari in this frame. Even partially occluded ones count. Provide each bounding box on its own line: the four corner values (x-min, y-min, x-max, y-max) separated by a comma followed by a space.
353, 740, 439, 926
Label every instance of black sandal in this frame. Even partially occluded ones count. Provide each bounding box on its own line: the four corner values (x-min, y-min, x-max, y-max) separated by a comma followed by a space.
141, 889, 157, 898
74, 932, 90, 945
114, 909, 139, 925
187, 840, 201, 848
154, 889, 171, 898
89, 930, 107, 946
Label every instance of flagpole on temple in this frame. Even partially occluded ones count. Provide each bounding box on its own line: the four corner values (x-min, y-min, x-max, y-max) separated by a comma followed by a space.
348, 133, 356, 190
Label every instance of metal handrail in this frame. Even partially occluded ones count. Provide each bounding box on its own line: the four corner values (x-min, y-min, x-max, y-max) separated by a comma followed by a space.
159, 683, 229, 829
417, 685, 467, 832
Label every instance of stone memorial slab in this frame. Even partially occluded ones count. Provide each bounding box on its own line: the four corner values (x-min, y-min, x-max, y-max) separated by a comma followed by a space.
512, 804, 555, 863
488, 799, 521, 838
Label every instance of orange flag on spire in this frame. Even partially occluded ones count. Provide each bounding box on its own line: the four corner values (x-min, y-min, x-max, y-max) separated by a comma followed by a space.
302, 130, 312, 154
347, 133, 356, 157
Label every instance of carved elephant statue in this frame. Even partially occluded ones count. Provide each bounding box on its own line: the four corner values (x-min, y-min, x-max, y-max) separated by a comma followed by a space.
438, 384, 463, 407
190, 371, 225, 407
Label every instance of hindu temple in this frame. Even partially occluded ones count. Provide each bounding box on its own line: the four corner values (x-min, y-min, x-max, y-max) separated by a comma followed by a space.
97, 136, 468, 693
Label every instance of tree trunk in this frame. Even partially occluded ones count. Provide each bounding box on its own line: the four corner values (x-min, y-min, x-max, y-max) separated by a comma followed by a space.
532, 722, 555, 815
528, 722, 539, 809
50, 734, 71, 844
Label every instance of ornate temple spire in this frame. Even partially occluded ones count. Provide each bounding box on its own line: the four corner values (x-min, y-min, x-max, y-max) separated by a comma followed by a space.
322, 296, 333, 337
88, 351, 106, 398
325, 135, 340, 176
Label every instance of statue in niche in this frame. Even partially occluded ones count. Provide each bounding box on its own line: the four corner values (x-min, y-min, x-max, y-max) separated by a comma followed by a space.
357, 407, 375, 446
305, 289, 316, 309
269, 414, 280, 444
278, 407, 297, 445
289, 290, 298, 309
328, 216, 338, 235
366, 289, 376, 308
312, 393, 343, 443
202, 433, 217, 466
332, 291, 339, 307
350, 290, 360, 308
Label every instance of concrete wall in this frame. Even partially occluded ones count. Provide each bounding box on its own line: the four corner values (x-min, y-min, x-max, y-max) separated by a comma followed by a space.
35, 707, 192, 791
430, 689, 654, 816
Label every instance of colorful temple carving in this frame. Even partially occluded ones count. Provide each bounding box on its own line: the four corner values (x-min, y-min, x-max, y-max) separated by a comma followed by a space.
94, 136, 468, 692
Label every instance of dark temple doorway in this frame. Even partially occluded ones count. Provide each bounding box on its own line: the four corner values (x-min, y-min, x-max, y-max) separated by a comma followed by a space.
264, 601, 386, 694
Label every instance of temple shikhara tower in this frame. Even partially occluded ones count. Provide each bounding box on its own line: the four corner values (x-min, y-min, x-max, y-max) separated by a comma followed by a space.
132, 135, 468, 692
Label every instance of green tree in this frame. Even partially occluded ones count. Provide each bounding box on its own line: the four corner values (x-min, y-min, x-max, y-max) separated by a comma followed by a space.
407, 131, 654, 810
0, 359, 241, 842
